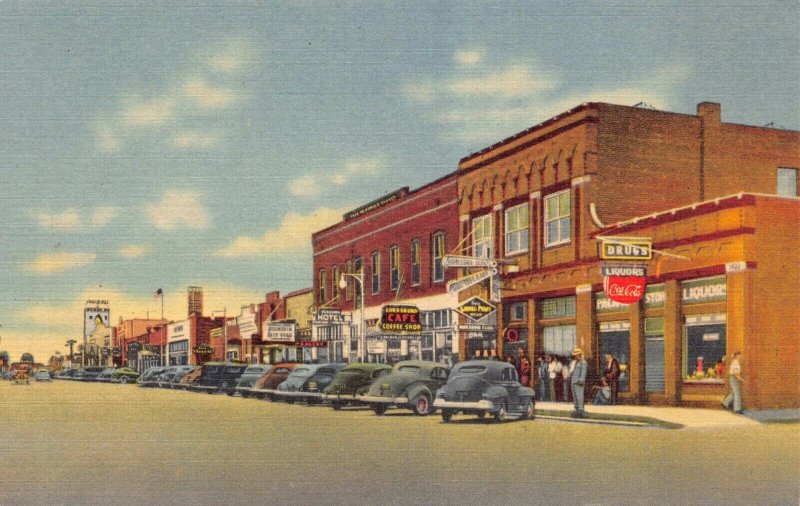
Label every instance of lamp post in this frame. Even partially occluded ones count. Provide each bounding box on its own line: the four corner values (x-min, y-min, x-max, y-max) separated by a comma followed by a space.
339, 271, 365, 362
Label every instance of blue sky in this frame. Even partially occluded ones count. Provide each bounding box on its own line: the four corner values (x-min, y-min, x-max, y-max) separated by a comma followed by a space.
0, 1, 797, 361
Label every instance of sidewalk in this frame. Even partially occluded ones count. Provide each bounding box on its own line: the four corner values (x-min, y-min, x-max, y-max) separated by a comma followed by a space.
533, 401, 793, 429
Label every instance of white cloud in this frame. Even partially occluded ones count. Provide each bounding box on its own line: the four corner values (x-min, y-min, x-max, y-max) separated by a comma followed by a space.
117, 244, 151, 258
120, 98, 175, 126
146, 190, 210, 230
91, 207, 117, 227
204, 40, 254, 73
447, 64, 557, 98
454, 49, 484, 66
289, 176, 322, 197
329, 159, 383, 186
184, 79, 238, 109
37, 209, 81, 230
25, 252, 96, 275
172, 131, 219, 149
215, 207, 347, 258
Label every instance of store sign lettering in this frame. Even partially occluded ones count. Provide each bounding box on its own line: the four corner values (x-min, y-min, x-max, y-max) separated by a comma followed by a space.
644, 284, 665, 308
313, 309, 348, 324
598, 238, 652, 260
380, 305, 422, 333
681, 276, 727, 304
603, 276, 646, 304
458, 296, 496, 320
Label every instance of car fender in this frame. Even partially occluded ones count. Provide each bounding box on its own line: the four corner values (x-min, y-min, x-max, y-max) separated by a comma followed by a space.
483, 386, 509, 406
405, 382, 431, 402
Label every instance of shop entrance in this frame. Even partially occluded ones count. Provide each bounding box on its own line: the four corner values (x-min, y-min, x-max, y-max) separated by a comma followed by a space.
598, 322, 630, 393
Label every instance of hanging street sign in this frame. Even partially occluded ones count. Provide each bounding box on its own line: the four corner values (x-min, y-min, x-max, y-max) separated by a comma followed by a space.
600, 264, 646, 277
603, 276, 646, 304
598, 237, 653, 261
446, 268, 494, 294
489, 272, 502, 303
442, 255, 497, 269
457, 296, 496, 321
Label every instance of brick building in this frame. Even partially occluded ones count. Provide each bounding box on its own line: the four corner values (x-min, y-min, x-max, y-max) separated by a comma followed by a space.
113, 318, 167, 367
455, 101, 799, 408
312, 173, 460, 364
167, 314, 225, 365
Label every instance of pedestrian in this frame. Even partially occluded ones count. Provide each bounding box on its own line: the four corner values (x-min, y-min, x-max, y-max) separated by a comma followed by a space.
538, 355, 550, 401
721, 351, 745, 414
519, 356, 531, 387
571, 348, 587, 417
591, 378, 612, 405
505, 354, 517, 370
548, 355, 561, 402
561, 357, 571, 402
603, 353, 621, 404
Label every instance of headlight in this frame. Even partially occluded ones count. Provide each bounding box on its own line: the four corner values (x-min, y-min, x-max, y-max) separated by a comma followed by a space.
380, 383, 390, 391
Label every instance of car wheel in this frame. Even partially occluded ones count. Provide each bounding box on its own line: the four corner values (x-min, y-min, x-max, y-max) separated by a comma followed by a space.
331, 402, 342, 410
120, 377, 129, 384
520, 399, 535, 420
441, 410, 453, 423
412, 394, 431, 416
476, 411, 486, 420
493, 401, 509, 423
373, 405, 387, 415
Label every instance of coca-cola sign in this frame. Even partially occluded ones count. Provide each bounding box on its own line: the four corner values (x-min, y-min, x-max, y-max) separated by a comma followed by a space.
603, 276, 646, 304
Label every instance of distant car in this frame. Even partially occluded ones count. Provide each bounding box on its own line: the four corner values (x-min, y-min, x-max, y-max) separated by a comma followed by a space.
234, 365, 272, 397
96, 367, 117, 382
433, 360, 535, 423
322, 363, 392, 410
80, 366, 107, 382
163, 365, 197, 389
56, 369, 79, 380
110, 367, 140, 384
189, 363, 248, 394
176, 366, 203, 390
252, 363, 300, 400
137, 366, 166, 387
298, 363, 347, 404
155, 366, 181, 387
270, 364, 323, 403
360, 360, 449, 416
220, 364, 249, 395
34, 370, 53, 382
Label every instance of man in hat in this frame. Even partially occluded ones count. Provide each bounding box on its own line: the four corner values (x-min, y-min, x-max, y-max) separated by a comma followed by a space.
571, 348, 587, 417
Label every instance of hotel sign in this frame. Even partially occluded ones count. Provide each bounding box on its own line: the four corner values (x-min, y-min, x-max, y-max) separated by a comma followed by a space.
313, 309, 350, 324
598, 237, 652, 260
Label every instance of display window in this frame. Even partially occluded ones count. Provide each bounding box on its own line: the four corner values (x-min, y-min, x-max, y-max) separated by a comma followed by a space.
542, 324, 576, 356
682, 314, 726, 383
598, 321, 630, 392
644, 317, 665, 393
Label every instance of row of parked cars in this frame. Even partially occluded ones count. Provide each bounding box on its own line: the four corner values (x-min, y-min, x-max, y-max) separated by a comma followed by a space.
59, 359, 537, 422
57, 366, 141, 383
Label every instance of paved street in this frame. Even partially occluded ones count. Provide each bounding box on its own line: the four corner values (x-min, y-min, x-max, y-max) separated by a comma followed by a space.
1, 381, 798, 506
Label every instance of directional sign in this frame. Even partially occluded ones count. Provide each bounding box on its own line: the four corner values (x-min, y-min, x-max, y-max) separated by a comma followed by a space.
442, 255, 497, 269
446, 268, 494, 294
489, 272, 501, 303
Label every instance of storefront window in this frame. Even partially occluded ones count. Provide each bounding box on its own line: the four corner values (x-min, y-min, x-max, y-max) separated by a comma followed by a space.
541, 296, 576, 319
599, 321, 630, 392
542, 325, 576, 357
683, 314, 726, 382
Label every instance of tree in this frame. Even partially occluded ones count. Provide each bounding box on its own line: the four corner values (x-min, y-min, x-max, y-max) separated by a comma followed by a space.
21, 352, 34, 363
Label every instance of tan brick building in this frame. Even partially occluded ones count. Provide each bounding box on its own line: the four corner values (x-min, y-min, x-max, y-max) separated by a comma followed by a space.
455, 101, 799, 408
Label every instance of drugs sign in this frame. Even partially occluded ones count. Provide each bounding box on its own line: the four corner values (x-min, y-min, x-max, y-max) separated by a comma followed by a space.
598, 237, 652, 260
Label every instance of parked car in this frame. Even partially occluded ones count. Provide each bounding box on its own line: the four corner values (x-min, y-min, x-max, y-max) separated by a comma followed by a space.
297, 363, 347, 404
33, 370, 53, 382
137, 366, 166, 387
251, 363, 300, 400
189, 362, 248, 394
56, 368, 79, 380
79, 366, 107, 382
110, 367, 140, 384
433, 360, 535, 423
322, 363, 392, 410
155, 366, 180, 387
360, 360, 449, 416
233, 365, 272, 397
175, 366, 203, 390
163, 365, 197, 389
95, 367, 117, 382
270, 364, 323, 403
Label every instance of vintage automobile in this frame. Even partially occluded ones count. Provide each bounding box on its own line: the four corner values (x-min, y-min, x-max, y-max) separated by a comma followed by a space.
433, 360, 535, 423
136, 366, 167, 387
269, 364, 323, 402
359, 360, 449, 416
162, 365, 198, 388
189, 362, 248, 394
297, 363, 346, 404
175, 366, 203, 390
95, 367, 117, 382
33, 370, 53, 382
79, 366, 107, 382
250, 363, 299, 400
110, 366, 141, 384
56, 368, 79, 380
322, 363, 392, 410
233, 365, 272, 397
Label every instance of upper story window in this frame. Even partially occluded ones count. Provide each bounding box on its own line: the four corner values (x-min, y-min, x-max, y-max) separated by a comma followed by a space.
544, 189, 571, 247
371, 252, 381, 294
432, 232, 445, 283
504, 203, 529, 255
540, 295, 576, 319
777, 168, 798, 197
472, 214, 493, 258
344, 260, 353, 301
331, 265, 340, 301
353, 257, 363, 307
318, 269, 327, 305
389, 245, 400, 290
411, 239, 421, 286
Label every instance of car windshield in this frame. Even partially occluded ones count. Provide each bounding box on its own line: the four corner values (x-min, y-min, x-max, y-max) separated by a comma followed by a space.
317, 368, 336, 375
397, 365, 420, 373
244, 366, 266, 374
457, 366, 487, 374
293, 368, 311, 376
340, 369, 364, 375
224, 366, 244, 373
273, 368, 290, 374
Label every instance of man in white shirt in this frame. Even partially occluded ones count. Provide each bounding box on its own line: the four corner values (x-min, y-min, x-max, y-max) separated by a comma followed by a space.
548, 357, 562, 401
721, 351, 744, 414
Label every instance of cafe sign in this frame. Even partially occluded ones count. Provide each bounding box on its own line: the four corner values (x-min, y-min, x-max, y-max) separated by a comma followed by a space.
457, 296, 496, 321
380, 305, 422, 333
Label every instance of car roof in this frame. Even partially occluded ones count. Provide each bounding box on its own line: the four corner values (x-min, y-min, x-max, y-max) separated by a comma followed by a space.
393, 360, 443, 371
341, 363, 392, 371
453, 360, 510, 373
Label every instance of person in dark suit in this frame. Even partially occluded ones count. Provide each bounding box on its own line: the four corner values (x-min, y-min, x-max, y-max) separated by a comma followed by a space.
603, 353, 621, 404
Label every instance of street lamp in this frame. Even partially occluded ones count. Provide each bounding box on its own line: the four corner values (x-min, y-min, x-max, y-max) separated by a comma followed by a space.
338, 271, 365, 362
212, 308, 227, 363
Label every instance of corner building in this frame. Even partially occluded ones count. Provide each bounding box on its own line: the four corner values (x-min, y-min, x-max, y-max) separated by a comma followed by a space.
312, 173, 459, 364
456, 101, 799, 408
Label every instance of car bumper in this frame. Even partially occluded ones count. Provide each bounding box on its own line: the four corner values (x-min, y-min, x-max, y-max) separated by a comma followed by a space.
321, 393, 361, 402
268, 389, 308, 398
359, 395, 409, 405
433, 399, 494, 411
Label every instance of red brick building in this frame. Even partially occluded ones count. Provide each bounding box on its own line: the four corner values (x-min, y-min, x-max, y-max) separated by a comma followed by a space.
455, 101, 799, 408
312, 173, 460, 364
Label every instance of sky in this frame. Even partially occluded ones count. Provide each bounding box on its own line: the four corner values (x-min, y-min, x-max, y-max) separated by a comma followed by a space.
0, 1, 797, 362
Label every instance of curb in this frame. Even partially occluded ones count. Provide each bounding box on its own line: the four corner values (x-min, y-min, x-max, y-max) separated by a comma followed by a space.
535, 409, 684, 429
